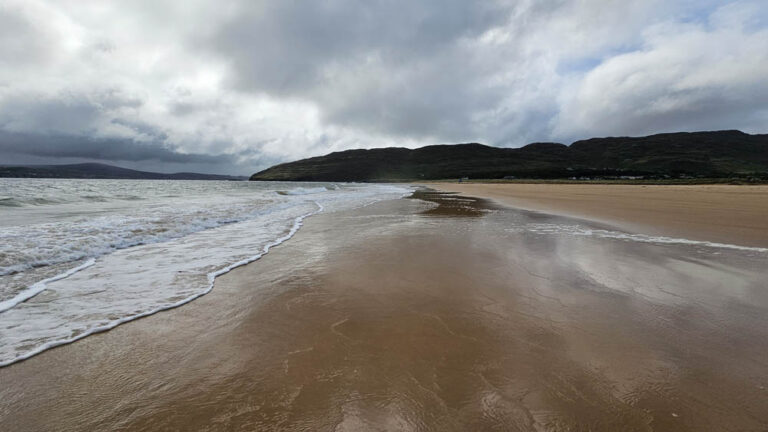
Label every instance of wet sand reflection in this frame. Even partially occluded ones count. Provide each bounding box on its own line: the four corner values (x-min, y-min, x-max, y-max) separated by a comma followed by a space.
1, 193, 767, 431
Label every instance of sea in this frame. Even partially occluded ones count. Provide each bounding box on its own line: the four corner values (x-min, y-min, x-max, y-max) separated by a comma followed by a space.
0, 179, 412, 366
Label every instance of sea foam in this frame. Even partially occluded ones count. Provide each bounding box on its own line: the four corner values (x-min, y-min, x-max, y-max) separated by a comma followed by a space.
519, 223, 768, 253
0, 180, 411, 367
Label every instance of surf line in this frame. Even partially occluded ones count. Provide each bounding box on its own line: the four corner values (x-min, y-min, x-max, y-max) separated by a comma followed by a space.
0, 201, 324, 368
522, 224, 768, 253
0, 258, 97, 314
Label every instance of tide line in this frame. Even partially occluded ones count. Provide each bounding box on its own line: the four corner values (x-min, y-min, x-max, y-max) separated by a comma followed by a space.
0, 258, 97, 314
0, 202, 324, 368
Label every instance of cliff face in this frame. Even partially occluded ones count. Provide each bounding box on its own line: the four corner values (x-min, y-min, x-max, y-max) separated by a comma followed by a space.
250, 131, 768, 181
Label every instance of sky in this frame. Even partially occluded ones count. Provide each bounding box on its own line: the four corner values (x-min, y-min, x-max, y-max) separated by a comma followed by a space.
1, 0, 767, 175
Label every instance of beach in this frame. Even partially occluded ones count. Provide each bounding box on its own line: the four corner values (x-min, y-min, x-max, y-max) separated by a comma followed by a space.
429, 183, 768, 248
2, 188, 768, 431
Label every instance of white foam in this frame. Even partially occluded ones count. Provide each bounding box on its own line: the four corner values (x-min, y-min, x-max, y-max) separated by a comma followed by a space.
0, 181, 412, 367
0, 258, 95, 313
520, 223, 768, 253
0, 203, 323, 368
0, 197, 278, 277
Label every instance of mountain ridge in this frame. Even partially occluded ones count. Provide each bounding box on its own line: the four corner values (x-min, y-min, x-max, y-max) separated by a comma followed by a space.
250, 130, 768, 182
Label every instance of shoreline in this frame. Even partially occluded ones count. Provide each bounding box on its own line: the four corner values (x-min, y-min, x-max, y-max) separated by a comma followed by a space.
2, 192, 767, 430
0, 204, 323, 369
426, 182, 768, 248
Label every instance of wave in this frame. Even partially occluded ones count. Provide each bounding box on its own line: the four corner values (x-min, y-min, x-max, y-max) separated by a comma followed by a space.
0, 259, 96, 313
0, 197, 62, 207
0, 197, 22, 207
276, 186, 333, 196
0, 199, 276, 277
0, 182, 413, 367
0, 204, 322, 367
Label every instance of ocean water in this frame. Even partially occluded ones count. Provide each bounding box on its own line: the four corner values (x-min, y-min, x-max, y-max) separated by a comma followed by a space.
0, 179, 411, 366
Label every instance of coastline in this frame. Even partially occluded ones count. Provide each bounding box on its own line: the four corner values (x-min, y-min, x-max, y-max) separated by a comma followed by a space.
426, 182, 768, 248
2, 191, 767, 430
0, 182, 409, 368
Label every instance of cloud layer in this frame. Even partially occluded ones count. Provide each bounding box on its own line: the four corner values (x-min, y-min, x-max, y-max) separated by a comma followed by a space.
0, 0, 766, 174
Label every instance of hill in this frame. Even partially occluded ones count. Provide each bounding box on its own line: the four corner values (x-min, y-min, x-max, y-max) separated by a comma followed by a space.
0, 163, 245, 180
250, 130, 768, 182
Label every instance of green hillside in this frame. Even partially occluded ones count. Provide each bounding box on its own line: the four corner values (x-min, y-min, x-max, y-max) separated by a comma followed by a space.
250, 130, 768, 182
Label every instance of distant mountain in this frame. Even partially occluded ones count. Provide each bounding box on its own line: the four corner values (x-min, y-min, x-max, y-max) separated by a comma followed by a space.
0, 163, 246, 180
250, 130, 768, 182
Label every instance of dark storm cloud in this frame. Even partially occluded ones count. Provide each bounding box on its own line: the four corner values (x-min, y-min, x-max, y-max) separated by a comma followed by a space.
0, 89, 145, 136
0, 131, 234, 165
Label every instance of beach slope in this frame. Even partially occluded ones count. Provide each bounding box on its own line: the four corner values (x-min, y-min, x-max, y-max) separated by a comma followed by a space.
429, 183, 768, 247
1, 191, 767, 431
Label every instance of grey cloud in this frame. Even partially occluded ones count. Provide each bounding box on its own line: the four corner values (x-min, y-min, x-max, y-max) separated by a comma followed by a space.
206, 0, 514, 140
0, 82, 264, 174
0, 4, 56, 68
0, 96, 102, 135
211, 1, 508, 94
0, 90, 144, 135
205, 0, 699, 145
170, 102, 204, 117
554, 7, 768, 140
110, 118, 169, 142
0, 131, 233, 165
0, 127, 289, 175
1, 0, 767, 175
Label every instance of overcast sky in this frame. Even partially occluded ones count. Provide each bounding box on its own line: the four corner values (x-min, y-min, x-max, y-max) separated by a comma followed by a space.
1, 0, 767, 175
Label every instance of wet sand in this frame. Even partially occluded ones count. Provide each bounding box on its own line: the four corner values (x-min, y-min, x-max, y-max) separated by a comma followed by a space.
429, 183, 768, 247
1, 191, 767, 431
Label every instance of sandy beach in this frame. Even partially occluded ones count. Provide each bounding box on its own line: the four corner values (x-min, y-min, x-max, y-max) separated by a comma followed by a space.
1, 190, 767, 431
429, 183, 768, 248
3, 0, 768, 430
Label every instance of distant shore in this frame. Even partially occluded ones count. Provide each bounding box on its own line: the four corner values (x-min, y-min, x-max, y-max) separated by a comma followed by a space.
428, 182, 768, 248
